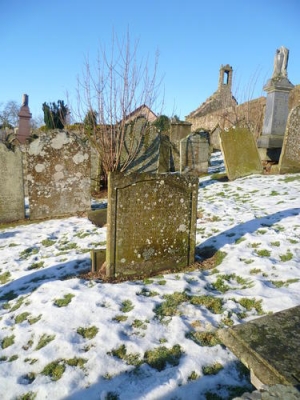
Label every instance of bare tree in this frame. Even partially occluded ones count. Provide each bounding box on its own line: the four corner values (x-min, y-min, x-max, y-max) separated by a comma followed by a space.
0, 100, 20, 128
74, 30, 162, 183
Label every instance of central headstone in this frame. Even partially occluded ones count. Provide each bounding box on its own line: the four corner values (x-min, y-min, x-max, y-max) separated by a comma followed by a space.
180, 132, 209, 175
105, 172, 198, 278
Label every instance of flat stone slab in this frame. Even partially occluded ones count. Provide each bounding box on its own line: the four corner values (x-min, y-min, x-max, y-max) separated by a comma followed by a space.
218, 306, 300, 389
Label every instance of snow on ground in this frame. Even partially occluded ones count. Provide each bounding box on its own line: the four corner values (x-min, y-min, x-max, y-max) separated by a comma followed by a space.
1, 154, 300, 400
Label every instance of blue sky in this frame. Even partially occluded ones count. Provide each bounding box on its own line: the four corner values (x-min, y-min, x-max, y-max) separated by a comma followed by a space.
1, 0, 299, 122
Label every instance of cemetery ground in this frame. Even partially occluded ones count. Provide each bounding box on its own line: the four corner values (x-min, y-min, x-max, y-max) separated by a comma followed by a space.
1, 154, 300, 400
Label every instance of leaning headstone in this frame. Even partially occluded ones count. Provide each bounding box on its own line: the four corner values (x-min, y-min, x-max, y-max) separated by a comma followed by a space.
278, 105, 300, 174
120, 117, 161, 174
0, 143, 25, 223
104, 172, 198, 278
219, 128, 263, 180
180, 132, 209, 175
26, 130, 91, 219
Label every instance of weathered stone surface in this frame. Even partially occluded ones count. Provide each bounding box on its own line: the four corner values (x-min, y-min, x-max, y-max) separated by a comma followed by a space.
88, 209, 107, 227
218, 306, 300, 388
105, 172, 198, 278
233, 384, 300, 400
0, 144, 25, 223
180, 132, 209, 175
219, 128, 263, 180
27, 131, 91, 219
169, 122, 192, 171
279, 105, 300, 174
120, 117, 162, 174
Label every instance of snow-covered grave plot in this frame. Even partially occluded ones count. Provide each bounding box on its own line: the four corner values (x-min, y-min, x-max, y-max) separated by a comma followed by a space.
0, 161, 300, 400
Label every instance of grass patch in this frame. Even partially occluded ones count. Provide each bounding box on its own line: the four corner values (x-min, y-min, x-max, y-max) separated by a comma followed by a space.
57, 241, 78, 251
271, 241, 280, 247
132, 319, 149, 330
255, 249, 271, 257
279, 250, 293, 262
54, 293, 75, 307
0, 271, 11, 284
120, 299, 134, 313
190, 295, 223, 314
250, 268, 262, 275
202, 362, 223, 375
271, 278, 299, 288
187, 331, 221, 347
19, 247, 39, 259
1, 334, 15, 349
42, 360, 65, 381
36, 334, 55, 350
237, 298, 264, 315
215, 251, 227, 266
235, 237, 246, 244
210, 274, 253, 293
113, 315, 128, 323
154, 292, 189, 318
138, 287, 159, 297
15, 312, 31, 324
144, 344, 182, 371
28, 261, 45, 270
109, 344, 142, 366
65, 357, 87, 368
41, 239, 56, 247
77, 326, 98, 339
188, 371, 199, 381
28, 314, 42, 325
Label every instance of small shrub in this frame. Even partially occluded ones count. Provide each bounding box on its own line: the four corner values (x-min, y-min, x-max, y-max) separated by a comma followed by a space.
188, 371, 199, 381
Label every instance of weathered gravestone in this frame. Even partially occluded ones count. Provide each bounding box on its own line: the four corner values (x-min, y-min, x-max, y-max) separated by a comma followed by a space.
0, 144, 25, 223
103, 172, 198, 278
218, 305, 300, 390
169, 122, 192, 171
219, 128, 263, 180
180, 132, 209, 175
26, 130, 91, 219
278, 105, 300, 174
120, 117, 162, 174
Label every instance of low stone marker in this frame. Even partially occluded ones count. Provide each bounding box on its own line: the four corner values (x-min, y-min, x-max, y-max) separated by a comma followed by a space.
219, 128, 263, 180
0, 144, 25, 223
278, 105, 300, 174
218, 305, 300, 390
27, 130, 91, 219
180, 132, 209, 175
103, 172, 198, 278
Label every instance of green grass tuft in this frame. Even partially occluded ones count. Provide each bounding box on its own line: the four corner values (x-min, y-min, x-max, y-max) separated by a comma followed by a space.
77, 325, 98, 339
36, 334, 55, 350
144, 344, 182, 371
41, 360, 65, 381
54, 293, 75, 307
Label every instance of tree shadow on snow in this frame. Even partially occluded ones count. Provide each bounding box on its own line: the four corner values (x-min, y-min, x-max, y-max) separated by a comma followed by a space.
0, 258, 91, 301
196, 208, 300, 260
